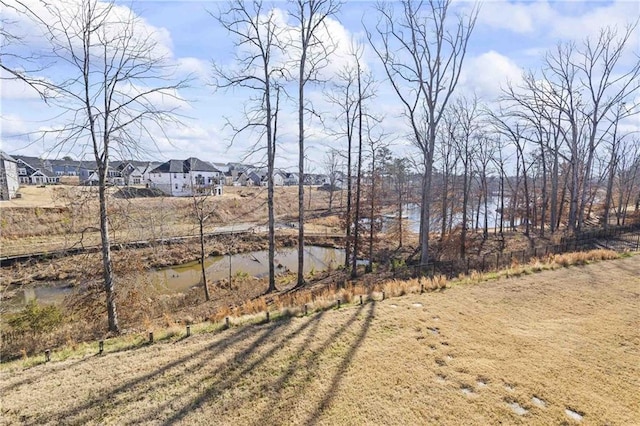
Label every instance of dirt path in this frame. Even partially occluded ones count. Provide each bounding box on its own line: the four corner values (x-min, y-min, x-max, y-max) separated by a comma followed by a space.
1, 257, 638, 425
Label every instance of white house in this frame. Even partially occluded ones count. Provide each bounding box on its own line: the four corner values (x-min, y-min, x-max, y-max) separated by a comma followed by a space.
148, 157, 223, 197
0, 151, 20, 200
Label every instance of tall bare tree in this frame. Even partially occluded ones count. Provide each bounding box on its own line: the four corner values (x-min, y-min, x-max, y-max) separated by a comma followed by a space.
190, 182, 221, 302
324, 41, 365, 272
291, 0, 341, 288
212, 0, 285, 293
367, 0, 478, 269
448, 96, 481, 257
323, 148, 341, 213
22, 0, 188, 333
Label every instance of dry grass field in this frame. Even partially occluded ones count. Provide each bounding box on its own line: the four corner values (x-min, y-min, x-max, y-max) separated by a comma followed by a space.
1, 256, 638, 425
0, 185, 339, 256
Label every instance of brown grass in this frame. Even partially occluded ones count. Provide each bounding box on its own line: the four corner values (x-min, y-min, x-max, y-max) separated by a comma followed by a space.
0, 185, 338, 256
1, 255, 638, 425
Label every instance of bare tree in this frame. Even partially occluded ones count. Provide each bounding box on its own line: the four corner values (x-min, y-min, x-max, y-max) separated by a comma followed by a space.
448, 96, 481, 257
602, 103, 632, 228
291, 0, 341, 288
387, 156, 411, 248
0, 0, 56, 100
212, 0, 285, 293
575, 24, 640, 230
190, 182, 222, 301
21, 0, 188, 333
365, 142, 390, 272
367, 0, 479, 269
509, 24, 640, 233
323, 148, 341, 213
324, 40, 364, 272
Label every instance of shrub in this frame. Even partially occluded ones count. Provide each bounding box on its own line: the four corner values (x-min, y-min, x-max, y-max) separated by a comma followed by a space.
7, 301, 64, 334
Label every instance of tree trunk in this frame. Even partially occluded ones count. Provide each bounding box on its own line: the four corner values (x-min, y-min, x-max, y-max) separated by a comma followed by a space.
98, 167, 119, 333
199, 219, 210, 301
345, 137, 353, 271
351, 71, 364, 278
367, 163, 375, 273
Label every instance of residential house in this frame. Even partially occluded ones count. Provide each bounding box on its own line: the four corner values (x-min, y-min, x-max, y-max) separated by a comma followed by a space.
50, 158, 81, 177
114, 160, 156, 186
283, 172, 299, 186
149, 157, 223, 196
0, 151, 20, 200
227, 163, 253, 182
13, 155, 59, 185
236, 169, 262, 186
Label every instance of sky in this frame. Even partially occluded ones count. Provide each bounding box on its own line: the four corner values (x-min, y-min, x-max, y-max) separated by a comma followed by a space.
1, 0, 639, 171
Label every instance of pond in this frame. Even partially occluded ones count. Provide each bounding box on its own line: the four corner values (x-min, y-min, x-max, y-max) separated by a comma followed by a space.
385, 198, 505, 233
5, 246, 345, 311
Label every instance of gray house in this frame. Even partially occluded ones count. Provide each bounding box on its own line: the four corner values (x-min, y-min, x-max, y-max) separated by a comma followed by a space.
13, 155, 59, 185
0, 151, 20, 200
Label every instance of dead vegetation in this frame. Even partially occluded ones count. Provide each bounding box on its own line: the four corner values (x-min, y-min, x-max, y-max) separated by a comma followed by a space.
1, 255, 638, 425
0, 185, 338, 256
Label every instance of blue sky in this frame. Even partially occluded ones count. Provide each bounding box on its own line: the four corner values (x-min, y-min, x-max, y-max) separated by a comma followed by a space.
1, 0, 639, 170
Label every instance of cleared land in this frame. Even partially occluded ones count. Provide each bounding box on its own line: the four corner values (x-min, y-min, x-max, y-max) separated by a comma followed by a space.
1, 257, 639, 425
0, 185, 342, 257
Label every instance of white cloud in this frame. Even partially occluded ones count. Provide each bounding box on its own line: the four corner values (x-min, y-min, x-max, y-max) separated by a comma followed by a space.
0, 74, 44, 100
476, 1, 555, 34
1, 0, 175, 62
460, 51, 523, 100
176, 57, 210, 81
476, 0, 639, 47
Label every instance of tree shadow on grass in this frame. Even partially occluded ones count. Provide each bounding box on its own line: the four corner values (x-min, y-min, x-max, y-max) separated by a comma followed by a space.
157, 310, 330, 425
17, 302, 376, 426
246, 302, 376, 425
29, 322, 283, 425
157, 302, 375, 425
304, 302, 376, 425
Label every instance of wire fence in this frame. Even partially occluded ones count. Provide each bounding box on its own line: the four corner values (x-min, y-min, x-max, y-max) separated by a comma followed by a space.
394, 223, 640, 280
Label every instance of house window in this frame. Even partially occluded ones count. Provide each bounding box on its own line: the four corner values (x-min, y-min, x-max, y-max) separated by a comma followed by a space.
183, 173, 187, 179
195, 174, 205, 185
175, 184, 178, 189
174, 173, 177, 179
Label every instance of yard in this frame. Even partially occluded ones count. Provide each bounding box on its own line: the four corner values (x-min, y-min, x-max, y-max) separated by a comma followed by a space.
1, 256, 638, 425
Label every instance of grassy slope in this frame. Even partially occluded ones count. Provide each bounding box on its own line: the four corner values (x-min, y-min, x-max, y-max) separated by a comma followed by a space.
1, 257, 639, 425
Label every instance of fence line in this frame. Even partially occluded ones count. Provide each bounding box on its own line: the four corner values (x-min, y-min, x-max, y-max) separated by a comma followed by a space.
395, 223, 640, 280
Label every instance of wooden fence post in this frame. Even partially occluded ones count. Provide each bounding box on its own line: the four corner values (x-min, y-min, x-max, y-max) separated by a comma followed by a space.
45, 349, 50, 362
99, 340, 104, 355
149, 332, 154, 343
186, 325, 191, 337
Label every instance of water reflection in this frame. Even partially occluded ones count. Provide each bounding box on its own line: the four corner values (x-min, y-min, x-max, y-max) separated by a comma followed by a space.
149, 246, 344, 293
6, 246, 345, 309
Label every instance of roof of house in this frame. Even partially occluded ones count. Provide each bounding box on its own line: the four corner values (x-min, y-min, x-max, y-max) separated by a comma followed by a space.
187, 158, 220, 173
0, 151, 17, 163
13, 156, 58, 177
150, 158, 220, 174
